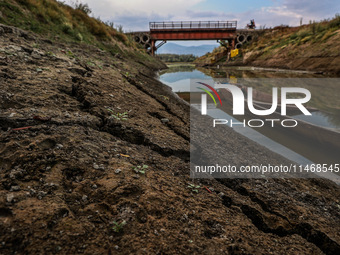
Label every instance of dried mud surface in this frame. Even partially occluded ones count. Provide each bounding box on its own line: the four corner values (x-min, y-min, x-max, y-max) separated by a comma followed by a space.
0, 24, 340, 254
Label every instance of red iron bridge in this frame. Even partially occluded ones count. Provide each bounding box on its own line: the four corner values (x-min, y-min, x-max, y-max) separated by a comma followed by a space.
128, 20, 257, 55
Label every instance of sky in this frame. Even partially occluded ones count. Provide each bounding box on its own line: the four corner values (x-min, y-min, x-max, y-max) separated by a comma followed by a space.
63, 0, 340, 46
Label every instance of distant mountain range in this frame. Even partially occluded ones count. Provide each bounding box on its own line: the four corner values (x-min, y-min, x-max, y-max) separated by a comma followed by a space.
156, 43, 217, 56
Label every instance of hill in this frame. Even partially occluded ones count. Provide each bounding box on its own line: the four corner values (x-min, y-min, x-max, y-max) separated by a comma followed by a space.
195, 15, 340, 74
0, 0, 130, 46
157, 42, 217, 56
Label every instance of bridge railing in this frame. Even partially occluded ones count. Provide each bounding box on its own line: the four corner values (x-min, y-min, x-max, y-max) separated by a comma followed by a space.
149, 21, 237, 30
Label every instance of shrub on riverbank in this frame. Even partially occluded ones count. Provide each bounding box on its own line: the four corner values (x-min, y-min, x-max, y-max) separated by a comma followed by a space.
158, 53, 197, 62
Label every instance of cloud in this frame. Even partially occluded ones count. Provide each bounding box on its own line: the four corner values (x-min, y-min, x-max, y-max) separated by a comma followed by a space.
111, 13, 172, 32
62, 0, 340, 31
63, 0, 204, 30
177, 9, 295, 29
185, 10, 238, 20
261, 0, 340, 26
281, 0, 340, 18
64, 0, 202, 19
256, 0, 340, 28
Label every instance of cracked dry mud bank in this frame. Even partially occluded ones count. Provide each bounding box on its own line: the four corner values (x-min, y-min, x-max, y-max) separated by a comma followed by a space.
0, 24, 340, 254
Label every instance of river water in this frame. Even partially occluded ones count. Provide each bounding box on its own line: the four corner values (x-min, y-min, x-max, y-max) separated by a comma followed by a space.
159, 64, 340, 167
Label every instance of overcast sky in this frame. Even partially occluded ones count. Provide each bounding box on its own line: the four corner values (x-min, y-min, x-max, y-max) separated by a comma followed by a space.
63, 0, 340, 46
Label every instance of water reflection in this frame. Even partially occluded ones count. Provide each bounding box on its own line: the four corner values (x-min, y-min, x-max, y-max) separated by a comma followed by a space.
159, 65, 210, 92
159, 64, 340, 165
294, 111, 340, 131
159, 65, 340, 130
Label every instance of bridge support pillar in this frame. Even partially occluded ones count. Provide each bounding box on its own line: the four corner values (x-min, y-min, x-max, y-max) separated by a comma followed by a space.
151, 40, 156, 56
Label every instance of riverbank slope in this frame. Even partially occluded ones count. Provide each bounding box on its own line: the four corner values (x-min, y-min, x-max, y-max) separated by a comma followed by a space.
195, 16, 340, 74
0, 1, 340, 254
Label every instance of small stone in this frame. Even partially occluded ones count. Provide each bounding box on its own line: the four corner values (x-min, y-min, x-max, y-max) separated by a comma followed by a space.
46, 166, 51, 171
10, 186, 20, 192
115, 169, 122, 174
161, 118, 169, 123
36, 68, 43, 73
17, 52, 26, 58
182, 214, 188, 221
114, 245, 119, 250
93, 163, 99, 170
92, 184, 98, 189
37, 191, 47, 200
56, 144, 63, 149
31, 50, 42, 59
218, 192, 225, 197
82, 195, 88, 201
6, 193, 14, 203
8, 45, 22, 51
133, 175, 140, 179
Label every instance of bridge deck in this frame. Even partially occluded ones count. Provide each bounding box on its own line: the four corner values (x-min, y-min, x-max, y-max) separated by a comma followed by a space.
149, 21, 237, 41
150, 21, 237, 30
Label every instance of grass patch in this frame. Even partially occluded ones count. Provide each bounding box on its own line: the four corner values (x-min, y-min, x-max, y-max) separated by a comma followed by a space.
0, 0, 133, 50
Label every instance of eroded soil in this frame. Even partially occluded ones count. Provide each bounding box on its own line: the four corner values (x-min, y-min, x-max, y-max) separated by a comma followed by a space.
0, 24, 340, 254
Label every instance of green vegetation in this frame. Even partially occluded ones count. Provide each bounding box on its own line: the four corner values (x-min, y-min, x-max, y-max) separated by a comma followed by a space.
159, 95, 169, 101
0, 0, 132, 47
133, 165, 148, 174
73, 0, 91, 15
112, 220, 126, 233
246, 14, 340, 55
195, 14, 340, 65
0, 1, 185, 69
159, 64, 195, 75
194, 46, 227, 66
187, 184, 200, 193
108, 109, 129, 121
157, 54, 197, 63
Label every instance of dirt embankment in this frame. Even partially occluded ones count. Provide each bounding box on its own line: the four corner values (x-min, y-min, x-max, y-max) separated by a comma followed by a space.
242, 26, 340, 74
195, 18, 340, 74
1, 24, 340, 255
